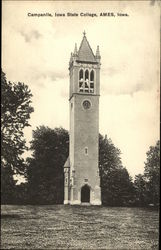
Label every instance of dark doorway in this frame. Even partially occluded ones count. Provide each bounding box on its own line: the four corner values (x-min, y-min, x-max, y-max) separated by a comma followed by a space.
81, 185, 90, 203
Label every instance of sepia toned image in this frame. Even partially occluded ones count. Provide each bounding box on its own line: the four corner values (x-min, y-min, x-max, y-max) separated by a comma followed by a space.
1, 1, 160, 249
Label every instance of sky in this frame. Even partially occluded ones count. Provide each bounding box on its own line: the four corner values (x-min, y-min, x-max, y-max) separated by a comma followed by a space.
2, 1, 160, 178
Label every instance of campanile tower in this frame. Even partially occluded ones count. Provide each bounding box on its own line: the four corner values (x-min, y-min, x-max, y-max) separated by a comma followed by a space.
64, 32, 101, 205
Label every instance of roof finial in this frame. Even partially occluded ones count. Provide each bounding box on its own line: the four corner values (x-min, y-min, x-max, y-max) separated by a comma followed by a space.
96, 45, 100, 56
83, 30, 86, 36
96, 45, 101, 61
74, 43, 78, 54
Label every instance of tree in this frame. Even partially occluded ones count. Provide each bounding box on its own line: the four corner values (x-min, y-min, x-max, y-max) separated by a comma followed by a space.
26, 129, 133, 206
133, 174, 147, 206
14, 183, 29, 204
1, 70, 34, 203
26, 126, 69, 204
1, 166, 17, 204
99, 134, 134, 206
144, 140, 160, 206
1, 70, 34, 174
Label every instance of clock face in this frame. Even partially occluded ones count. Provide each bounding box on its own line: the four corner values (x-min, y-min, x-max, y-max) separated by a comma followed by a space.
82, 100, 91, 110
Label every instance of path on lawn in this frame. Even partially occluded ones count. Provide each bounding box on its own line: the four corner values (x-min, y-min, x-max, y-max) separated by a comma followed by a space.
1, 205, 159, 249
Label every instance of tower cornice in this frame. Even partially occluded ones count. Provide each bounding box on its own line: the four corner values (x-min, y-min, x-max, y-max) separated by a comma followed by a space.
76, 60, 98, 65
69, 61, 101, 71
69, 92, 100, 101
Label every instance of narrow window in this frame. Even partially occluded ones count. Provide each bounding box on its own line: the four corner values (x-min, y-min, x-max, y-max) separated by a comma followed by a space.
79, 69, 83, 80
85, 70, 89, 92
90, 70, 94, 81
79, 69, 84, 92
90, 70, 94, 93
85, 147, 88, 155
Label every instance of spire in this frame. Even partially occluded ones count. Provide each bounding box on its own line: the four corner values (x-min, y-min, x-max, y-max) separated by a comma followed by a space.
69, 52, 72, 65
95, 45, 101, 63
77, 32, 97, 63
96, 46, 100, 57
73, 43, 78, 55
72, 43, 78, 63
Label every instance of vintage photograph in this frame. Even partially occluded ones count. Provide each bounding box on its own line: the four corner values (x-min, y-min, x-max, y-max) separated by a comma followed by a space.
1, 0, 160, 249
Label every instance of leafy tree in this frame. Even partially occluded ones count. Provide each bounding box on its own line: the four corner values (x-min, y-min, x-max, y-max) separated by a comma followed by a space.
1, 166, 17, 204
134, 141, 160, 207
1, 70, 34, 174
1, 70, 34, 203
133, 174, 147, 206
26, 130, 134, 205
14, 183, 29, 204
99, 135, 134, 206
26, 126, 69, 204
144, 140, 160, 206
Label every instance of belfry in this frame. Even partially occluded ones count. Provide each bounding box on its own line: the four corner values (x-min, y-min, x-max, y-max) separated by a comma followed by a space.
64, 32, 102, 205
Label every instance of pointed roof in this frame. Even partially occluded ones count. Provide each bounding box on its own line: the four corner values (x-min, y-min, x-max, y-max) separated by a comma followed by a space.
77, 32, 97, 63
64, 156, 70, 168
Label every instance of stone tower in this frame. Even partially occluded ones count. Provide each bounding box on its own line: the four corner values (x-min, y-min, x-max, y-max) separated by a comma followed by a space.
64, 32, 101, 205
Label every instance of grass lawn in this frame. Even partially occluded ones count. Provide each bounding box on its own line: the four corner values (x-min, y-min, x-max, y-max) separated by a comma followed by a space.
1, 205, 159, 249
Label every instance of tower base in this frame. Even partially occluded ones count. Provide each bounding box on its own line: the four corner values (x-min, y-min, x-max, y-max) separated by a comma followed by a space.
90, 200, 102, 205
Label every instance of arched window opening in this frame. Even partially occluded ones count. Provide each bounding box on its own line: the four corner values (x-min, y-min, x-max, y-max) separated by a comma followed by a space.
85, 70, 89, 93
79, 69, 94, 93
79, 69, 83, 80
85, 70, 89, 80
90, 70, 94, 93
90, 70, 94, 81
79, 69, 84, 92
